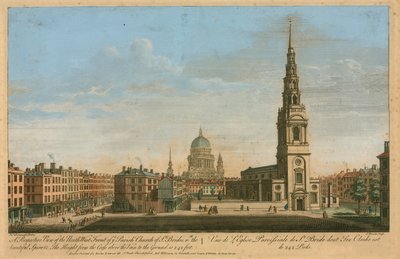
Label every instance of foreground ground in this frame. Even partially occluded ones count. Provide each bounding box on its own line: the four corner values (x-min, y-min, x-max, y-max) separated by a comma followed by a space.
10, 209, 385, 233
9, 201, 386, 233
78, 214, 380, 233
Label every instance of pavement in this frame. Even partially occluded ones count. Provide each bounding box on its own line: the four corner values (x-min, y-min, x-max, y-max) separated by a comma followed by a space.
9, 204, 109, 233
8, 202, 383, 233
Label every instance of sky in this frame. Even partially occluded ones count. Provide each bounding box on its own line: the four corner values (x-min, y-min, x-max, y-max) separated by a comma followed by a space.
7, 6, 389, 177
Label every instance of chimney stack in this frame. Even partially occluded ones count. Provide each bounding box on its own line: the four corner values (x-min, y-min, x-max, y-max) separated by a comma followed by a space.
384, 141, 389, 153
140, 164, 143, 171
122, 166, 126, 172
50, 162, 56, 170
372, 164, 377, 170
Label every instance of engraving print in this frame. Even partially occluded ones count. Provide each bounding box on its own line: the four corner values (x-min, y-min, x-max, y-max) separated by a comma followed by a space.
7, 6, 389, 233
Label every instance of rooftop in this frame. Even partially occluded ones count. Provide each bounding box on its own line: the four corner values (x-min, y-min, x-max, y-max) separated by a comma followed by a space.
116, 167, 158, 177
241, 164, 278, 174
377, 152, 389, 159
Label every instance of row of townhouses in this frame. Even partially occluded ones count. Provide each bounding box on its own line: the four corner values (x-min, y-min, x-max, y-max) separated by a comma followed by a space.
319, 164, 380, 204
8, 161, 114, 223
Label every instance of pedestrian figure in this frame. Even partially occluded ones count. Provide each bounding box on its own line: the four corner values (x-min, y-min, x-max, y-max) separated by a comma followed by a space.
323, 210, 328, 219
268, 205, 272, 212
208, 207, 212, 215
284, 203, 288, 210
62, 217, 66, 223
368, 206, 372, 214
28, 210, 33, 223
204, 205, 207, 212
273, 206, 277, 213
213, 206, 218, 214
240, 205, 244, 211
246, 206, 250, 211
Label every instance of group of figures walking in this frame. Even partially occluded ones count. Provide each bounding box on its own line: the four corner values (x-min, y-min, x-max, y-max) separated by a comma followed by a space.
148, 207, 157, 215
198, 205, 219, 215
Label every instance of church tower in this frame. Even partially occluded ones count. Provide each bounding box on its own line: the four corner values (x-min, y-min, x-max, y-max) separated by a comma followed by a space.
217, 153, 224, 175
276, 19, 312, 211
166, 147, 174, 177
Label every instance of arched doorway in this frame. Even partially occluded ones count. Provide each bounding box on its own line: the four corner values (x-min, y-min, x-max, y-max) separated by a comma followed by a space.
291, 189, 307, 211
296, 198, 304, 211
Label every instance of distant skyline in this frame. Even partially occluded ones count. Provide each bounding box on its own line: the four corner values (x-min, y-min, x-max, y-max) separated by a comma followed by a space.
8, 6, 388, 176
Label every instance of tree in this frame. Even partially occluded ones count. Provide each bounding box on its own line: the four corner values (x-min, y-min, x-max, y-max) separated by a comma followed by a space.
350, 176, 367, 215
369, 178, 380, 215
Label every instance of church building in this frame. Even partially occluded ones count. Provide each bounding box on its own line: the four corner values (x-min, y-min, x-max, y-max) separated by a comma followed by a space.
182, 128, 224, 180
182, 128, 225, 197
228, 20, 320, 211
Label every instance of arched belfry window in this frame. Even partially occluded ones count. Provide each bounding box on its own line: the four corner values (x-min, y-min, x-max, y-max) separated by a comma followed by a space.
293, 95, 298, 104
293, 127, 300, 141
287, 95, 291, 105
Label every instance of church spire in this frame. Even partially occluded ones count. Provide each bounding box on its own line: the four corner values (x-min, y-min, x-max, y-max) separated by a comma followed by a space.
282, 17, 300, 107
199, 127, 203, 137
285, 17, 297, 78
217, 152, 224, 174
167, 147, 174, 177
169, 147, 172, 164
288, 16, 292, 49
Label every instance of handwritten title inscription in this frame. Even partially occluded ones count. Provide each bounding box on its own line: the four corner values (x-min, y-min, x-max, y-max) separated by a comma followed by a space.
9, 233, 383, 256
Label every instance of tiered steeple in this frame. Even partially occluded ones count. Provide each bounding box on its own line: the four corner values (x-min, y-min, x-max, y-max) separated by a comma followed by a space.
283, 18, 301, 108
275, 18, 314, 211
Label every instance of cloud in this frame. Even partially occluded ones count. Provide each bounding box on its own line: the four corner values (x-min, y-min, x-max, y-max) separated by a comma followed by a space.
128, 81, 175, 94
12, 101, 79, 114
337, 59, 363, 71
8, 84, 31, 96
128, 38, 182, 74
88, 86, 111, 96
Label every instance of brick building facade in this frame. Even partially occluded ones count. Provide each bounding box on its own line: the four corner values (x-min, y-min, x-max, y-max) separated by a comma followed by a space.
8, 161, 27, 224
112, 165, 159, 213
